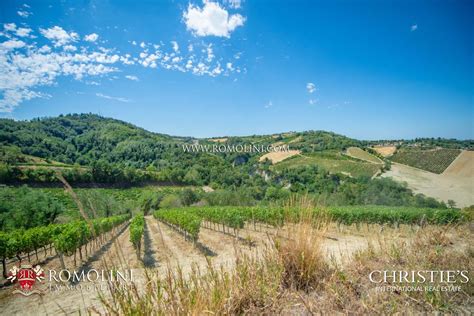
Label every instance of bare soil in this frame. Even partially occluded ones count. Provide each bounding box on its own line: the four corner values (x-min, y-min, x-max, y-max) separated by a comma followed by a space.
208, 138, 228, 143
381, 161, 474, 207
259, 150, 300, 164
443, 150, 474, 177
373, 146, 397, 157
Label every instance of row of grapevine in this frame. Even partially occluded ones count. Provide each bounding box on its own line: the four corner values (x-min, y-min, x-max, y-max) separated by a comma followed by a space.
53, 215, 130, 268
0, 214, 130, 277
0, 224, 62, 272
129, 215, 145, 256
325, 206, 462, 225
191, 207, 245, 236
155, 205, 462, 233
153, 210, 201, 242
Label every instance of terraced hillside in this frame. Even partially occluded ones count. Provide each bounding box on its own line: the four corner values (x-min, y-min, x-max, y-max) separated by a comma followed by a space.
390, 148, 461, 174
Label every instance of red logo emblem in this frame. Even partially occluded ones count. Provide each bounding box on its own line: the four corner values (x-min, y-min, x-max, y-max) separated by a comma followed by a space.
7, 264, 44, 296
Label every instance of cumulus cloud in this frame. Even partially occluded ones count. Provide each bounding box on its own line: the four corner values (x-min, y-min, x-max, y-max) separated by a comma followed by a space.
306, 82, 316, 94
84, 33, 99, 42
40, 26, 79, 46
411, 24, 418, 32
16, 27, 32, 37
125, 75, 139, 81
183, 1, 245, 37
63, 45, 77, 52
1, 39, 26, 50
96, 92, 132, 103
3, 23, 32, 38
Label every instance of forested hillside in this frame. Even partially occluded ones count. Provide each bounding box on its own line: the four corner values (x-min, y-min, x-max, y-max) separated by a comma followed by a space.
0, 114, 448, 208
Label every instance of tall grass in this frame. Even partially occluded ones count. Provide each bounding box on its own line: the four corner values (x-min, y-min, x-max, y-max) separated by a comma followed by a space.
276, 195, 332, 291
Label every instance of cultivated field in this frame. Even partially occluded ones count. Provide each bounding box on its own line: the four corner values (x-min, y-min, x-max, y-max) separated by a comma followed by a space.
345, 147, 383, 164
259, 150, 300, 164
390, 148, 461, 174
275, 152, 382, 178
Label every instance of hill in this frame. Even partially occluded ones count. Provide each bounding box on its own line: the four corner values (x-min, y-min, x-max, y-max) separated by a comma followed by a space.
0, 113, 468, 208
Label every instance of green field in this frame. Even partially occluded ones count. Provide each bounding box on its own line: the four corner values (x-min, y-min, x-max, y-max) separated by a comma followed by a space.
390, 148, 461, 173
274, 151, 381, 178
345, 147, 382, 164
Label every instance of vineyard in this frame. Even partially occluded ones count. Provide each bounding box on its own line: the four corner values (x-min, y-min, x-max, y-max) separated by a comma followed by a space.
0, 214, 129, 277
390, 148, 461, 173
274, 151, 382, 178
129, 215, 145, 256
0, 202, 470, 315
151, 205, 463, 244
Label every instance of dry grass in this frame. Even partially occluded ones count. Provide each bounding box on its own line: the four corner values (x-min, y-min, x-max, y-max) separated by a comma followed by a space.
373, 146, 397, 157
259, 150, 300, 164
100, 251, 284, 315
99, 198, 474, 315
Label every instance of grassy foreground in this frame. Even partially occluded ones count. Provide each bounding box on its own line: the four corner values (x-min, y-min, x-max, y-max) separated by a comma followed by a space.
100, 208, 473, 314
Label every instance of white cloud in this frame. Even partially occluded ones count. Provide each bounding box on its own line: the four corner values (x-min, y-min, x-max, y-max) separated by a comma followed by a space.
309, 99, 318, 105
16, 27, 32, 37
183, 1, 245, 38
40, 26, 79, 46
171, 41, 179, 53
306, 82, 316, 94
38, 45, 51, 53
0, 32, 123, 112
4, 23, 17, 32
3, 23, 32, 38
125, 75, 139, 81
264, 101, 272, 109
63, 45, 77, 52
411, 24, 418, 32
0, 14, 243, 112
84, 33, 99, 42
17, 10, 31, 18
226, 0, 242, 9
96, 93, 132, 103
206, 44, 214, 62
1, 39, 26, 50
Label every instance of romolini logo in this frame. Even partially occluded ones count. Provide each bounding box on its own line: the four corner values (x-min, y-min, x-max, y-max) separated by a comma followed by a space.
7, 264, 45, 296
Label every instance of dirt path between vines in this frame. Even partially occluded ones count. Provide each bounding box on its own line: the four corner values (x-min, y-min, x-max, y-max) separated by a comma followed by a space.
146, 216, 208, 275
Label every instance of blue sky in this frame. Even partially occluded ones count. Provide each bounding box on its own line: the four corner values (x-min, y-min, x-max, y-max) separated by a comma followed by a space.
0, 0, 472, 140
